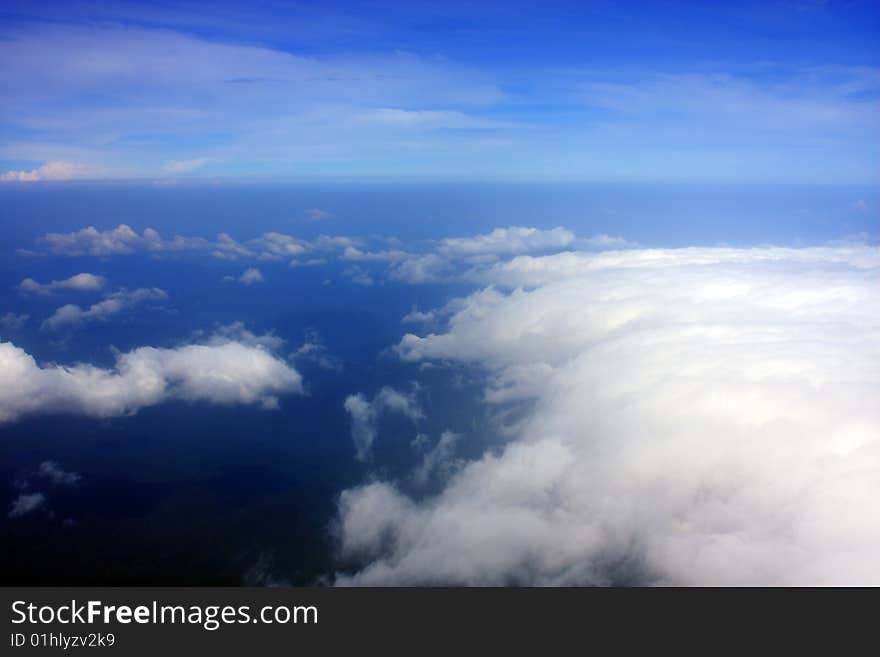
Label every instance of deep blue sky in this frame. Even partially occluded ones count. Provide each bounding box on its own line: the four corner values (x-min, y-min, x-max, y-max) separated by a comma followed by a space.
1, 0, 878, 182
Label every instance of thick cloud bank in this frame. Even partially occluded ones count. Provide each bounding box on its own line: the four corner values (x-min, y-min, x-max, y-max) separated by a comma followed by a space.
336, 245, 880, 585
0, 334, 303, 425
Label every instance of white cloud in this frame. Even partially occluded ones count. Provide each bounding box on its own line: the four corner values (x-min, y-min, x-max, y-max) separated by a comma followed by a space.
344, 387, 424, 461
473, 245, 879, 290
0, 161, 94, 182
341, 247, 409, 263
438, 226, 575, 257
208, 321, 284, 351
344, 267, 375, 287
24, 225, 605, 289
8, 492, 47, 518
0, 332, 303, 424
19, 272, 106, 295
293, 333, 342, 372
162, 158, 209, 174
402, 308, 435, 324
305, 208, 334, 221
353, 108, 499, 130
247, 233, 309, 260
42, 287, 168, 330
390, 254, 450, 284
0, 313, 29, 331
30, 224, 319, 262
337, 244, 880, 585
238, 268, 265, 286
412, 431, 462, 487
38, 461, 81, 486
580, 234, 635, 249
35, 224, 209, 256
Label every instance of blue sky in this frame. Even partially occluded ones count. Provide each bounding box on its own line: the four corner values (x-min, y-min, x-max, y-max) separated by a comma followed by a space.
1, 0, 878, 183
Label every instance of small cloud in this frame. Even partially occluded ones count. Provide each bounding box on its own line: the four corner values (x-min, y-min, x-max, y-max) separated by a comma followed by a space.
162, 158, 210, 174
38, 461, 81, 486
344, 267, 375, 287
239, 268, 265, 286
581, 234, 636, 249
1, 161, 95, 183
344, 386, 423, 461
210, 321, 284, 351
852, 199, 868, 212
41, 287, 168, 331
402, 307, 435, 324
293, 331, 342, 371
19, 273, 106, 295
8, 492, 47, 519
413, 431, 462, 487
305, 208, 334, 221
0, 313, 29, 331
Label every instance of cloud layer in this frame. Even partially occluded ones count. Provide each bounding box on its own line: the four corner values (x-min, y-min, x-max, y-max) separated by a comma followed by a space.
336, 244, 880, 585
27, 223, 618, 287
0, 332, 303, 425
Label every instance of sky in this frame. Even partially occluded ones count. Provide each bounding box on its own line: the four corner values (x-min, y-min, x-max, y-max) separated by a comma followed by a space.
1, 0, 879, 183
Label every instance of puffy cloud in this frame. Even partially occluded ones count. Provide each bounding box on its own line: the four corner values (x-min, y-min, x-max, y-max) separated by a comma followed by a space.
238, 268, 265, 286
438, 226, 575, 257
8, 493, 47, 519
24, 224, 619, 288
208, 321, 284, 351
337, 244, 880, 585
247, 233, 309, 260
39, 224, 145, 256
390, 254, 450, 284
35, 224, 209, 256
19, 272, 106, 295
335, 227, 591, 285
0, 313, 29, 331
0, 332, 303, 425
305, 208, 334, 221
42, 287, 168, 330
344, 387, 424, 461
0, 161, 94, 182
31, 224, 308, 260
38, 461, 81, 486
402, 308, 435, 324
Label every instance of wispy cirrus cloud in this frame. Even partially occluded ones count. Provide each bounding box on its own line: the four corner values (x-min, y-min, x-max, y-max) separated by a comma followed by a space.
1, 7, 876, 182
